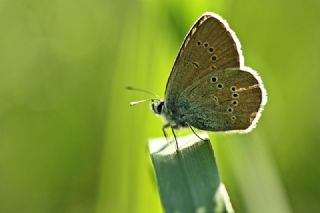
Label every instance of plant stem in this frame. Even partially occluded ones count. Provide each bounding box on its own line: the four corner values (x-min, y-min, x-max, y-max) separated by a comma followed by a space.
149, 134, 233, 213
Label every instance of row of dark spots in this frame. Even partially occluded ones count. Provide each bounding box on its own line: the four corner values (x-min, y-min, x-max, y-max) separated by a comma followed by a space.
211, 77, 239, 99
210, 76, 239, 121
230, 87, 239, 121
197, 40, 217, 62
210, 76, 223, 89
229, 86, 238, 122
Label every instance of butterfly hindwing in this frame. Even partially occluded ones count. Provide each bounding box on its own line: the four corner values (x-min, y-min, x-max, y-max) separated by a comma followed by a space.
176, 68, 265, 131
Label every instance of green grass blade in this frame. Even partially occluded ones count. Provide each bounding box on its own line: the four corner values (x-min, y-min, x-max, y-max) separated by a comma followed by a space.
149, 134, 233, 213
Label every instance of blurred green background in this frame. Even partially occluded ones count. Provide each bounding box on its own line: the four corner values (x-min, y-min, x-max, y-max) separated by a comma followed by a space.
1, 0, 320, 213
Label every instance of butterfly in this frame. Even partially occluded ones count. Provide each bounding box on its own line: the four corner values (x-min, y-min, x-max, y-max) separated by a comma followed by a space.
129, 12, 267, 149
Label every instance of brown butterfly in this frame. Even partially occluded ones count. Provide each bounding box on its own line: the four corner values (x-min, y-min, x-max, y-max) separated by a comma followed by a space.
130, 12, 267, 148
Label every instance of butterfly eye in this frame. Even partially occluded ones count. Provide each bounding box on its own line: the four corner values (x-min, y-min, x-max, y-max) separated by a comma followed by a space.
197, 41, 201, 46
231, 116, 236, 120
157, 102, 164, 113
217, 83, 223, 89
211, 55, 217, 61
232, 100, 238, 106
203, 42, 208, 47
209, 47, 214, 53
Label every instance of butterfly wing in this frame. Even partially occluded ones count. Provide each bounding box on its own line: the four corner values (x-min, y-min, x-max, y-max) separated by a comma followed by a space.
176, 68, 266, 131
165, 12, 243, 111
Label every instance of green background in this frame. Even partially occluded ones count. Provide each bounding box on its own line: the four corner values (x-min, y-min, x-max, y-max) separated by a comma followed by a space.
1, 0, 319, 213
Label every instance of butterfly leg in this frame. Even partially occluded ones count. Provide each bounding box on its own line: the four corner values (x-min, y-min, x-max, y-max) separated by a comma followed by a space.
171, 128, 179, 151
162, 124, 170, 144
188, 124, 208, 141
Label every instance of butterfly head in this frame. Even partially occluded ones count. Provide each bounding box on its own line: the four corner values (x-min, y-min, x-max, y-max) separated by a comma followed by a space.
151, 100, 165, 115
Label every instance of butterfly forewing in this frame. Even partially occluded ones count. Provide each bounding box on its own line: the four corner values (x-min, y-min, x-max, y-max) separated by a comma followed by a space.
165, 13, 242, 111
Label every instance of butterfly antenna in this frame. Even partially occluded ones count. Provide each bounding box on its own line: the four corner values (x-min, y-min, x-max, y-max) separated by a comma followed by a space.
129, 98, 158, 106
126, 86, 161, 100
